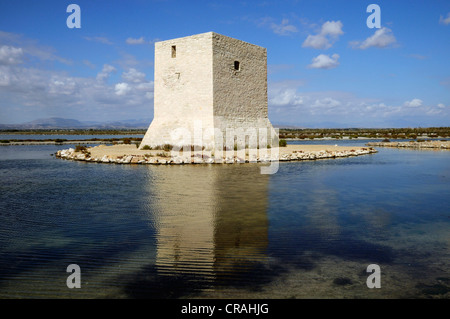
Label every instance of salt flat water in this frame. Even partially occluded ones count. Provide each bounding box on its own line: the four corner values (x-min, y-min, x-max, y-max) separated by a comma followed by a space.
0, 140, 449, 298
0, 134, 144, 140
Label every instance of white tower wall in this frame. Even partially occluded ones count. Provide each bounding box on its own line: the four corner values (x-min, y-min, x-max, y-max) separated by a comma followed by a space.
140, 32, 277, 151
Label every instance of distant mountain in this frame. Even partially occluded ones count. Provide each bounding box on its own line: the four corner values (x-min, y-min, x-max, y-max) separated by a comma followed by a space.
0, 117, 152, 129
27, 117, 85, 127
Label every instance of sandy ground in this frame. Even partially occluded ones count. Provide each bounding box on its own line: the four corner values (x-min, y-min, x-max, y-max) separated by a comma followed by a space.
53, 143, 378, 164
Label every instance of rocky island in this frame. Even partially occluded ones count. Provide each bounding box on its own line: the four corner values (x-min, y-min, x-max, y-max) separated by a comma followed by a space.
55, 144, 377, 165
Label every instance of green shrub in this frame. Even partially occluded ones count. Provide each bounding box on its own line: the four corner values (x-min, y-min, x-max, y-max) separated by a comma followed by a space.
163, 144, 173, 151
0, 140, 10, 143
141, 145, 152, 150
156, 152, 168, 157
279, 139, 287, 147
123, 138, 131, 144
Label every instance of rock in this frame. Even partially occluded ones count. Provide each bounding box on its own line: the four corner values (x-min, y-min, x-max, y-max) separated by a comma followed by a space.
173, 158, 183, 164
123, 155, 133, 164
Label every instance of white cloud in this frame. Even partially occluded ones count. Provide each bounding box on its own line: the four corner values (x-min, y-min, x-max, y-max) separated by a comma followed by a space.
136, 81, 154, 92
0, 45, 24, 65
268, 80, 306, 108
96, 64, 116, 82
84, 36, 113, 45
269, 88, 304, 106
302, 21, 344, 49
126, 37, 146, 45
312, 97, 341, 108
307, 54, 340, 69
403, 98, 423, 107
302, 34, 331, 50
82, 59, 96, 69
351, 27, 397, 49
408, 54, 427, 60
0, 62, 154, 122
439, 13, 450, 25
0, 66, 11, 85
47, 75, 78, 95
256, 17, 298, 36
267, 80, 449, 127
122, 68, 146, 83
114, 82, 131, 96
0, 32, 156, 123
270, 19, 298, 36
0, 31, 71, 65
320, 21, 344, 37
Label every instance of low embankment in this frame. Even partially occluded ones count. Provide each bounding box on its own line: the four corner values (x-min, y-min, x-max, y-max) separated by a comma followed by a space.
366, 140, 450, 150
54, 144, 377, 165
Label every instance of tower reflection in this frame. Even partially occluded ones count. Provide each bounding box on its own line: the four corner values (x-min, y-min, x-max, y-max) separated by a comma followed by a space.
148, 164, 269, 288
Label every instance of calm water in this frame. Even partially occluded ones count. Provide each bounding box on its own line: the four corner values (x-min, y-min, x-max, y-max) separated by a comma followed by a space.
0, 140, 449, 298
0, 134, 144, 140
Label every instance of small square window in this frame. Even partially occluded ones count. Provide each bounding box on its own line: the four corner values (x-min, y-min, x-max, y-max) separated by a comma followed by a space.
234, 61, 240, 71
171, 45, 176, 58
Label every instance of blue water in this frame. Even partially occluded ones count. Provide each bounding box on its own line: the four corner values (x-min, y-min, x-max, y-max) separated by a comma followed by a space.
0, 140, 449, 298
0, 134, 144, 140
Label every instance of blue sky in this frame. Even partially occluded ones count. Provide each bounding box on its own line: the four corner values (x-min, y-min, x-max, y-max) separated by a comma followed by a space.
0, 0, 449, 127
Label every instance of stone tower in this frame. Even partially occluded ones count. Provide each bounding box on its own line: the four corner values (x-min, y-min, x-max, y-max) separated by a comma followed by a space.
140, 31, 277, 151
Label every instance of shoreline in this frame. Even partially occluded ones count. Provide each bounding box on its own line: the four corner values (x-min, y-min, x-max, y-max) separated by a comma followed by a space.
1, 137, 448, 146
0, 140, 119, 146
366, 140, 450, 150
54, 144, 377, 165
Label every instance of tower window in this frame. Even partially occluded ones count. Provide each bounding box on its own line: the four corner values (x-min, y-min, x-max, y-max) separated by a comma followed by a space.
171, 45, 176, 58
234, 60, 240, 71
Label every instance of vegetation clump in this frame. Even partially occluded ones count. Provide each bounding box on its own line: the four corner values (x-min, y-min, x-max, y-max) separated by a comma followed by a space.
333, 277, 353, 286
153, 144, 173, 151
75, 145, 87, 152
156, 151, 169, 157
279, 139, 287, 147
